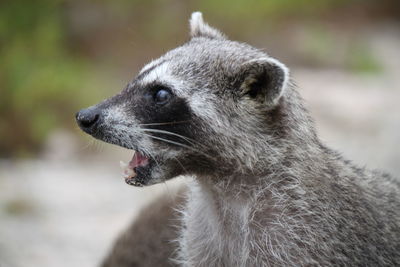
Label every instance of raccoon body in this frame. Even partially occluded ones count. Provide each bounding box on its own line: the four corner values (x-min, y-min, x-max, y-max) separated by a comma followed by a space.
76, 12, 400, 267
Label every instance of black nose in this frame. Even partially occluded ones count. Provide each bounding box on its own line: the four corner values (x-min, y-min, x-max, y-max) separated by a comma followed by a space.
75, 108, 101, 134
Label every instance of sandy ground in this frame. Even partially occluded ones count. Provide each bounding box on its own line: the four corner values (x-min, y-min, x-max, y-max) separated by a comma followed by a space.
1, 29, 399, 267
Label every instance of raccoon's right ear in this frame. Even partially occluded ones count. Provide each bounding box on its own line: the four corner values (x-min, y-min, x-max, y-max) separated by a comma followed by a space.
189, 12, 226, 40
238, 57, 289, 107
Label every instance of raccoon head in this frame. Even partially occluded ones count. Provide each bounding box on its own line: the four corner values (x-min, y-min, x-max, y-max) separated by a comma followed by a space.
76, 12, 292, 187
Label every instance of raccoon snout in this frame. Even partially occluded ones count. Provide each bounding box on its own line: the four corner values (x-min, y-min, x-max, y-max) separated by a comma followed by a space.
75, 107, 101, 134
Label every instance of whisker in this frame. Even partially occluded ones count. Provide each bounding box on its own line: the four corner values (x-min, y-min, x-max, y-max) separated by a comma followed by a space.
141, 133, 193, 150
141, 128, 198, 146
172, 156, 189, 174
81, 139, 95, 151
147, 149, 161, 169
139, 120, 190, 126
141, 133, 214, 160
162, 181, 174, 202
92, 139, 105, 152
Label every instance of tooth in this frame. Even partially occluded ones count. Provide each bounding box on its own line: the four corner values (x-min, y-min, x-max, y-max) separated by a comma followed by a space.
120, 160, 136, 179
120, 161, 128, 169
123, 168, 136, 179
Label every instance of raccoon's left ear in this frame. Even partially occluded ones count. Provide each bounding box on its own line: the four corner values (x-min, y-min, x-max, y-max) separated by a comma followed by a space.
238, 57, 289, 107
189, 12, 226, 40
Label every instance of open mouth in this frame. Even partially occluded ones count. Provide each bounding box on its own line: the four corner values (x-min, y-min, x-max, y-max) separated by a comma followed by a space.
119, 151, 152, 187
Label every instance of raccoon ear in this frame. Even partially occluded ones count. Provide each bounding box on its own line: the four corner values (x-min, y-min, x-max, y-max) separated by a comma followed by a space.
239, 57, 289, 106
189, 12, 226, 40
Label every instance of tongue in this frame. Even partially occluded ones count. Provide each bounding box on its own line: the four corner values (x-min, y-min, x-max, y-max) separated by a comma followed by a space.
129, 151, 149, 168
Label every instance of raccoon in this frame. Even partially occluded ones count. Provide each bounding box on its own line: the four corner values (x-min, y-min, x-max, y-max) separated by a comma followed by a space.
76, 12, 400, 267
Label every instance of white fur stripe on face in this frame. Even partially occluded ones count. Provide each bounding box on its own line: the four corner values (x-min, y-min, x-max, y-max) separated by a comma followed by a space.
137, 61, 189, 97
139, 61, 170, 84
139, 58, 165, 75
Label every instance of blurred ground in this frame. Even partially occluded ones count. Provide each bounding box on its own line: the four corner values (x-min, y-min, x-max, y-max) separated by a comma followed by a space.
0, 157, 184, 267
1, 8, 400, 267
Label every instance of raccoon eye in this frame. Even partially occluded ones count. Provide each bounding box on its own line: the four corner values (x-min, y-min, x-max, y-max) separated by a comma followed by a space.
154, 89, 172, 105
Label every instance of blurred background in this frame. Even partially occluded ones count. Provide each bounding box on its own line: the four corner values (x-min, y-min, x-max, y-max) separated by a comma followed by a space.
1, 0, 399, 266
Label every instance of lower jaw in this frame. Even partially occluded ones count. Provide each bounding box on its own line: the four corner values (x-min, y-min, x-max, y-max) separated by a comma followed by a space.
125, 177, 145, 187
125, 162, 155, 187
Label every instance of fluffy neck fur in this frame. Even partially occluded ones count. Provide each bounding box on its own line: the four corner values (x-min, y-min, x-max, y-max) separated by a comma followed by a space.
178, 87, 326, 266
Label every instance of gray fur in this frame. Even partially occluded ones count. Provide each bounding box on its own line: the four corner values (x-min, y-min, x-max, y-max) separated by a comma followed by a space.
87, 12, 400, 266
102, 190, 186, 267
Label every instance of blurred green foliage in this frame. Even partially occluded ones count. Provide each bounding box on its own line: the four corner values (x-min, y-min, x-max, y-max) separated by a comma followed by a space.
0, 0, 396, 157
0, 0, 112, 157
347, 43, 382, 73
